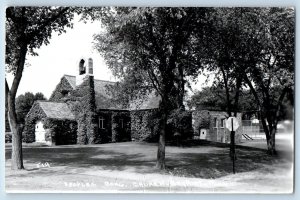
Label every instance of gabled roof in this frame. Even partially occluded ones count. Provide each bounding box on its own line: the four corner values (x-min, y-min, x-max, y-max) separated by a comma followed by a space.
63, 75, 114, 97
63, 75, 76, 89
37, 101, 75, 120
62, 74, 160, 110
94, 79, 115, 98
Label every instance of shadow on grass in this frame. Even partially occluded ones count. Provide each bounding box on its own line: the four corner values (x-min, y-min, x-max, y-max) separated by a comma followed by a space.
5, 141, 284, 179
165, 148, 277, 178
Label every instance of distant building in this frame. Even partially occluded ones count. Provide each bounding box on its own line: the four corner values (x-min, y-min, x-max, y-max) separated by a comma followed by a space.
192, 106, 243, 143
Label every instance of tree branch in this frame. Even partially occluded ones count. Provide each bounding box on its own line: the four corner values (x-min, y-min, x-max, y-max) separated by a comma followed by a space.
26, 7, 70, 41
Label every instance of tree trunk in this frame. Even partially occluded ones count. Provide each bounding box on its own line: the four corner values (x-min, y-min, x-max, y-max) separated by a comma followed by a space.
156, 112, 167, 170
11, 126, 24, 169
7, 92, 24, 170
5, 40, 27, 170
267, 128, 276, 155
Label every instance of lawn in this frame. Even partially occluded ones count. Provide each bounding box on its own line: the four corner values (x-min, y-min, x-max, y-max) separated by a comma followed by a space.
5, 139, 293, 193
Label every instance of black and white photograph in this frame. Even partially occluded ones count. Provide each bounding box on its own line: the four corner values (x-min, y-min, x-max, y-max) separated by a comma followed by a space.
5, 6, 294, 193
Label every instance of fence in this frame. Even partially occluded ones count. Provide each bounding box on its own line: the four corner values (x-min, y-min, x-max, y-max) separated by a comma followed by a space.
241, 120, 265, 140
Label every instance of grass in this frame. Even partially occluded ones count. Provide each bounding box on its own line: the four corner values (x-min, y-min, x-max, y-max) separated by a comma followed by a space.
5, 138, 293, 193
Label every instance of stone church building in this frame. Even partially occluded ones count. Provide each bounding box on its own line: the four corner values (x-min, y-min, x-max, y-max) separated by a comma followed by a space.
23, 58, 242, 145
23, 58, 161, 145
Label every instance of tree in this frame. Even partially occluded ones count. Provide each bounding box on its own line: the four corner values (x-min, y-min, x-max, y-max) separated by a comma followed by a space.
16, 92, 46, 125
188, 86, 257, 112
193, 8, 253, 117
5, 7, 75, 170
199, 8, 294, 154
236, 8, 294, 155
94, 7, 210, 169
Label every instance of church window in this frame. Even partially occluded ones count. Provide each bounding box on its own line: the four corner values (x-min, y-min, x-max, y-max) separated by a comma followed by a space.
99, 117, 105, 129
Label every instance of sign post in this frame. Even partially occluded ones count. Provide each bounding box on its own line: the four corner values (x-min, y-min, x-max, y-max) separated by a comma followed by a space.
226, 116, 239, 174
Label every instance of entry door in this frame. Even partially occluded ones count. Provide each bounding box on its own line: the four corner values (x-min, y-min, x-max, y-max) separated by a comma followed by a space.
35, 121, 46, 142
200, 129, 207, 140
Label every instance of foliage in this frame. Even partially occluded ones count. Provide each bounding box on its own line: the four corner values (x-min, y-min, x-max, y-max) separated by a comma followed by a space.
49, 76, 74, 101
93, 7, 212, 169
111, 111, 131, 142
192, 110, 210, 131
93, 7, 213, 109
6, 7, 75, 71
43, 118, 77, 145
16, 92, 46, 125
130, 109, 160, 142
167, 109, 193, 140
188, 86, 258, 112
69, 76, 98, 144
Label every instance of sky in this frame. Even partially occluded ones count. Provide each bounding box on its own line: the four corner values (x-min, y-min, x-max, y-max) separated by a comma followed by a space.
6, 15, 209, 99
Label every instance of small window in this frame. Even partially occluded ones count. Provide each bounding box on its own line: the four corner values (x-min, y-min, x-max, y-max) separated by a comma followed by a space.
99, 117, 105, 129
79, 59, 86, 75
220, 119, 225, 128
213, 118, 218, 128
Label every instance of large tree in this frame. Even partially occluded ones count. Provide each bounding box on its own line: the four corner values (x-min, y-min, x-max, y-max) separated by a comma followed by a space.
199, 7, 294, 154
94, 7, 210, 169
5, 7, 75, 169
240, 7, 294, 154
194, 8, 254, 117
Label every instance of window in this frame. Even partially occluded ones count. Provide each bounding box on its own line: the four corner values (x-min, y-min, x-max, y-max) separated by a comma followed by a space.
99, 117, 105, 129
119, 119, 124, 129
213, 118, 218, 128
220, 118, 225, 128
79, 59, 86, 75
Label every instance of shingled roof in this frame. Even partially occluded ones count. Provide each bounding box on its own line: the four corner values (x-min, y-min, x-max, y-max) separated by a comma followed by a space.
37, 101, 75, 120
63, 75, 114, 98
62, 74, 160, 110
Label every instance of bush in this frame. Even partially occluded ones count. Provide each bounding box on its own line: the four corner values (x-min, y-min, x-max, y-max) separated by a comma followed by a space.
167, 109, 194, 141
